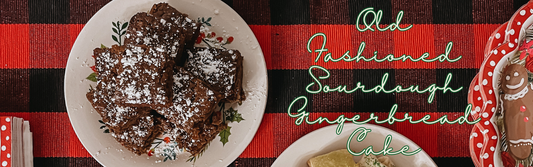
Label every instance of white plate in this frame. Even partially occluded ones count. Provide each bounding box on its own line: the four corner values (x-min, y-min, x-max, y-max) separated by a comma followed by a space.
272, 124, 437, 167
64, 0, 268, 166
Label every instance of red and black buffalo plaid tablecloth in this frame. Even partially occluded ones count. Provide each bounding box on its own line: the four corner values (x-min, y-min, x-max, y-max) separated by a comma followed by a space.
1, 0, 531, 166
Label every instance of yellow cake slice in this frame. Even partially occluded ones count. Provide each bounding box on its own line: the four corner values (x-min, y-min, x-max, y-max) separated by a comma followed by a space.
307, 149, 359, 167
358, 154, 395, 167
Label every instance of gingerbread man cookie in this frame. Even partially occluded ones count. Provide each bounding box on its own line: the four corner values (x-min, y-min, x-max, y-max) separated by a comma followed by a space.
500, 63, 533, 164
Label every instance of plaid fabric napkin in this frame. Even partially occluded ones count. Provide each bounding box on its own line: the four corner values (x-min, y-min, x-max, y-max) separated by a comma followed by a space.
1, 0, 531, 166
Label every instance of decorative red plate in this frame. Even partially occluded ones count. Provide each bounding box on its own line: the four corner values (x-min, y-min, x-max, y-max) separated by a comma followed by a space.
469, 2, 533, 167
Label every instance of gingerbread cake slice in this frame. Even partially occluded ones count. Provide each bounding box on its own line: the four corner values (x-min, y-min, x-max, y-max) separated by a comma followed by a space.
161, 109, 226, 156
124, 12, 187, 64
185, 47, 245, 103
92, 45, 123, 81
87, 45, 151, 130
91, 45, 122, 105
113, 44, 174, 108
156, 66, 222, 129
87, 90, 151, 131
110, 112, 162, 155
149, 2, 201, 65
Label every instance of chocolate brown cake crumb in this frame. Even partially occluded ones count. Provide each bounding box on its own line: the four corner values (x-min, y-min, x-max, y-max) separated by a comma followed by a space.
113, 44, 174, 108
149, 2, 201, 65
161, 110, 226, 156
124, 12, 187, 62
157, 66, 222, 129
110, 113, 162, 155
87, 90, 151, 130
93, 45, 123, 81
185, 47, 245, 103
88, 45, 151, 130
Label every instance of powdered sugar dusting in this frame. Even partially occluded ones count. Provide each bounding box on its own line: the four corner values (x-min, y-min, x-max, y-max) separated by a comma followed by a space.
185, 47, 243, 102
114, 44, 171, 107
110, 114, 159, 155
157, 67, 219, 127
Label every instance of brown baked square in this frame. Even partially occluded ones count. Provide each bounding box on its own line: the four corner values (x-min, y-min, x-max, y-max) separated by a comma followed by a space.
185, 47, 245, 103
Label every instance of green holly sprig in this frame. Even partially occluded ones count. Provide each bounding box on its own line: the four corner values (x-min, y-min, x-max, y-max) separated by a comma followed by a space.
112, 21, 128, 46
98, 120, 110, 133
218, 104, 244, 146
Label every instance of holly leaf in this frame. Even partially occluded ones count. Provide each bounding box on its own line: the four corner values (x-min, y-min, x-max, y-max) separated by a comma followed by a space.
225, 108, 244, 123
122, 22, 128, 30
86, 73, 97, 82
219, 126, 231, 146
112, 35, 119, 43
233, 113, 244, 123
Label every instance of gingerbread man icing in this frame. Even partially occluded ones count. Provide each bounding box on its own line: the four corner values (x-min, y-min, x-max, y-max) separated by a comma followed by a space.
500, 63, 533, 164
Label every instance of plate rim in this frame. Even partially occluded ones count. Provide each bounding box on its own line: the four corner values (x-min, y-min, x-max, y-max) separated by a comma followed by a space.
271, 124, 437, 167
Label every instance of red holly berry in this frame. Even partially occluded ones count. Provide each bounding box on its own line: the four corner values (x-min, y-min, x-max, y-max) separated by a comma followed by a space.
211, 32, 216, 37
196, 37, 202, 44
196, 33, 206, 44
216, 37, 223, 42
164, 137, 171, 143
147, 149, 154, 156
90, 65, 97, 72
227, 36, 234, 44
